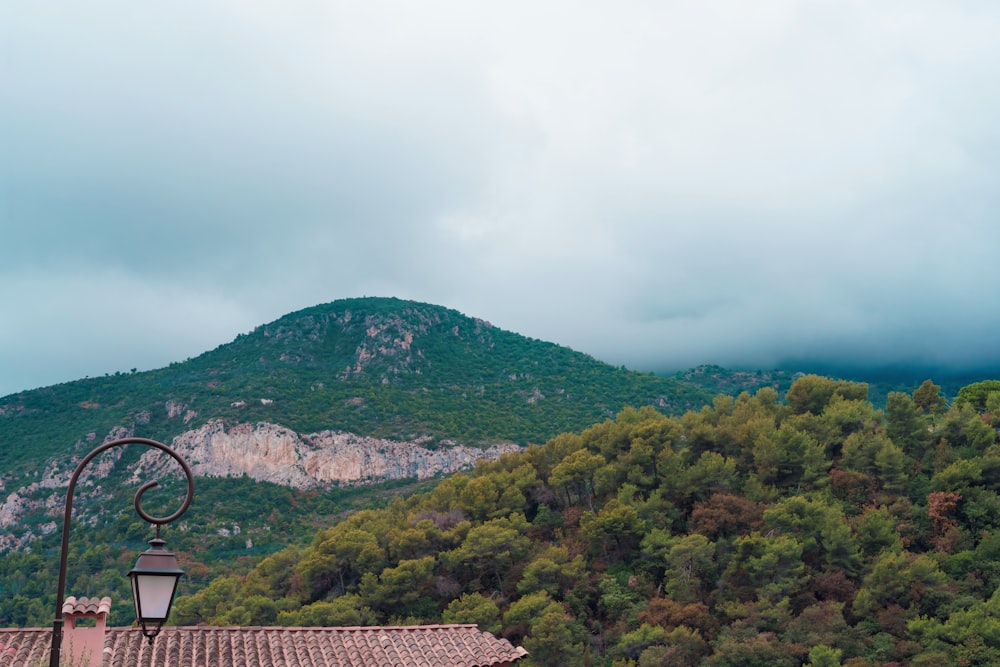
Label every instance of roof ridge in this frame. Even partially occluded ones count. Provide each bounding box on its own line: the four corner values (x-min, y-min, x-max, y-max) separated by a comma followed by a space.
61, 595, 112, 616
128, 624, 484, 632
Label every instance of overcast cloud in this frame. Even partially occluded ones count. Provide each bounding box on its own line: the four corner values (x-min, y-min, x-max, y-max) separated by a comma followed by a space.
2, 1, 999, 397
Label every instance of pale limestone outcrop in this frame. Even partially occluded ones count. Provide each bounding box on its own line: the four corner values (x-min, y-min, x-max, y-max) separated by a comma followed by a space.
0, 490, 25, 529
133, 420, 522, 489
0, 421, 521, 552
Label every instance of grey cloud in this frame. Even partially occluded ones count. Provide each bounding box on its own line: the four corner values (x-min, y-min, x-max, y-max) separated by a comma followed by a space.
2, 1, 1000, 397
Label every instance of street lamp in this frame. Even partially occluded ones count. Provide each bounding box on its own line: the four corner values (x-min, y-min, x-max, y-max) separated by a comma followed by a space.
49, 437, 195, 667
128, 536, 186, 642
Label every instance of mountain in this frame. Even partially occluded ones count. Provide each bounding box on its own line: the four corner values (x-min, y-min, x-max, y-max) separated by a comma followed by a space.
0, 297, 740, 626
1, 297, 715, 472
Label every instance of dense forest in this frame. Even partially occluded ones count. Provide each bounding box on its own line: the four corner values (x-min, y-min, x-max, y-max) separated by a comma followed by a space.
0, 472, 430, 629
169, 376, 1000, 666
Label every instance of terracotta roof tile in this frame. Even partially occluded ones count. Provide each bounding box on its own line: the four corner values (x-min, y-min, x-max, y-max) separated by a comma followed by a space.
0, 628, 50, 667
1, 623, 526, 667
62, 595, 113, 617
122, 625, 526, 667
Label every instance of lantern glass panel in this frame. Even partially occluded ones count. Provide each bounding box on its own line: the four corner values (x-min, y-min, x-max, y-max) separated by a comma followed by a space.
134, 574, 178, 620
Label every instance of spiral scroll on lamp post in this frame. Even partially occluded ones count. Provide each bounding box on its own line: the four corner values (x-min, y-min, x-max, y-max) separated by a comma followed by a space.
48, 437, 195, 667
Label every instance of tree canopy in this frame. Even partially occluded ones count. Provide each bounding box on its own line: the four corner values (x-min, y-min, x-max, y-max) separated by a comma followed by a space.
169, 375, 1000, 666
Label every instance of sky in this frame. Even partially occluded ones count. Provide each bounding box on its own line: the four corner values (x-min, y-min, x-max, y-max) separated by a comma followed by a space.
2, 1, 1000, 398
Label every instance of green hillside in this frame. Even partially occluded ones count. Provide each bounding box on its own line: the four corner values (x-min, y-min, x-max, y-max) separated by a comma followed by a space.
6, 297, 996, 665
170, 376, 1000, 666
0, 297, 734, 630
0, 297, 715, 473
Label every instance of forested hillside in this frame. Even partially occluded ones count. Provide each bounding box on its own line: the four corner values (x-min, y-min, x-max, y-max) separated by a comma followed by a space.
1, 297, 735, 631
0, 297, 717, 474
4, 296, 994, 665
172, 376, 1000, 666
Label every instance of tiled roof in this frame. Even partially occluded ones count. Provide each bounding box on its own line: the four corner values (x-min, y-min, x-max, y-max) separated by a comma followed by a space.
63, 595, 113, 617
0, 628, 49, 666
0, 624, 528, 667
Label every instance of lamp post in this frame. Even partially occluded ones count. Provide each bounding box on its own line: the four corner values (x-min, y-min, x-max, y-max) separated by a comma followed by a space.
48, 437, 195, 667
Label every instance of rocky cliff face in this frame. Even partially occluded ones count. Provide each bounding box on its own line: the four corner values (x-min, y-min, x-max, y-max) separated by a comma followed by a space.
134, 420, 522, 489
0, 421, 521, 551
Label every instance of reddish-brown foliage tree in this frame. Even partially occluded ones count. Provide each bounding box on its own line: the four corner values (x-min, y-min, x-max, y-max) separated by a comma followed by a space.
927, 491, 962, 550
688, 492, 765, 539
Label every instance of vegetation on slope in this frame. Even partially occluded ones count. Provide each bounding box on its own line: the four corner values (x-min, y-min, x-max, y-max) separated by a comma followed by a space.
0, 473, 431, 628
0, 297, 718, 475
171, 376, 1000, 666
0, 297, 738, 631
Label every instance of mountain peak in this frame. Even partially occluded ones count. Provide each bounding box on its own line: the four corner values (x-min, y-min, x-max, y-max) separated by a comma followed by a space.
239, 297, 496, 381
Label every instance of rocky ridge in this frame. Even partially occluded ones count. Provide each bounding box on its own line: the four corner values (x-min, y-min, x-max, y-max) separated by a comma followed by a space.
133, 420, 522, 489
0, 421, 521, 551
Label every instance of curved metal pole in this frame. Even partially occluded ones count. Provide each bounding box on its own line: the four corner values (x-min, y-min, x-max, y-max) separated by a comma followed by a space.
49, 437, 194, 667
